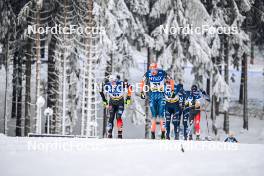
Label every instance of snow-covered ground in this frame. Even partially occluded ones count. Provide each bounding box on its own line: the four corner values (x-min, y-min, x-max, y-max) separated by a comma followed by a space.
0, 136, 263, 176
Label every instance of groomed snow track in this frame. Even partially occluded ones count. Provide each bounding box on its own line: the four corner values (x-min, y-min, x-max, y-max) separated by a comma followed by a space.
0, 137, 263, 176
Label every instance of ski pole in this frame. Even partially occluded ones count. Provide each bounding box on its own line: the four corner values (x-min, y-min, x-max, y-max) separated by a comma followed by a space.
204, 100, 211, 139
129, 107, 146, 116
205, 110, 210, 137
187, 119, 194, 141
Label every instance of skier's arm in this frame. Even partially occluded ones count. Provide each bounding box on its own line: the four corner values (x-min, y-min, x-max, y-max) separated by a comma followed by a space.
201, 89, 210, 102
125, 82, 132, 105
164, 71, 174, 91
179, 87, 185, 108
99, 83, 107, 103
183, 91, 190, 108
127, 85, 132, 97
140, 73, 146, 92
139, 73, 147, 99
234, 138, 239, 143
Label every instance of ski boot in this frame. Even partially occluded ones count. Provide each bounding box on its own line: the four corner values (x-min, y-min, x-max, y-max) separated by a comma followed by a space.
196, 135, 200, 141
166, 133, 170, 140
151, 132, 155, 139
189, 134, 193, 140
174, 133, 179, 140
161, 131, 166, 140
107, 129, 113, 138
118, 131, 123, 139
107, 133, 113, 138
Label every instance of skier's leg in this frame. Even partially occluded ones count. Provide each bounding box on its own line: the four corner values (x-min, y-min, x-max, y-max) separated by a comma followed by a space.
160, 117, 166, 139
158, 94, 166, 139
150, 99, 157, 140
179, 108, 182, 119
172, 109, 180, 140
165, 106, 172, 140
151, 119, 156, 132
150, 99, 157, 133
189, 109, 194, 140
116, 104, 124, 139
149, 92, 158, 139
116, 118, 123, 139
182, 108, 189, 140
107, 104, 116, 138
194, 112, 201, 140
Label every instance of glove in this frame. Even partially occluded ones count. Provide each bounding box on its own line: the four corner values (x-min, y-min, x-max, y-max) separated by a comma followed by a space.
140, 92, 145, 99
171, 91, 176, 98
125, 97, 131, 105
103, 100, 108, 107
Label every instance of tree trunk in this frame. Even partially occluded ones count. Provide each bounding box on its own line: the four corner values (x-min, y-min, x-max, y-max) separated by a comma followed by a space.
11, 53, 17, 120
250, 34, 254, 64
12, 49, 23, 136
210, 58, 217, 135
15, 51, 23, 136
61, 0, 68, 135
35, 4, 41, 134
206, 78, 210, 96
243, 53, 248, 130
239, 58, 245, 104
145, 47, 151, 139
3, 34, 10, 135
47, 34, 57, 134
211, 94, 217, 135
102, 54, 112, 137
223, 36, 229, 134
215, 42, 223, 115
24, 37, 32, 136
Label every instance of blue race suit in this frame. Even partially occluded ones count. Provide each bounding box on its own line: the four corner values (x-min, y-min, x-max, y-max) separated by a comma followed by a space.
165, 84, 184, 139
183, 89, 210, 138
142, 69, 168, 118
182, 91, 192, 139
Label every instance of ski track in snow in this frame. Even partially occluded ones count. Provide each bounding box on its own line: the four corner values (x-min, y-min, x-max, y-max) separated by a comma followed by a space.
0, 137, 264, 176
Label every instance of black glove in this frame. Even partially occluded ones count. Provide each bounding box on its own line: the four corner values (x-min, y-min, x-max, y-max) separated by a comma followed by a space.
125, 97, 131, 105
140, 92, 145, 99
103, 100, 108, 107
171, 91, 176, 98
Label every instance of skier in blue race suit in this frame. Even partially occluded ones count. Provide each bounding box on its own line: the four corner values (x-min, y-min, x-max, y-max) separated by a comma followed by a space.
224, 132, 239, 143
164, 80, 185, 140
182, 90, 193, 140
140, 63, 173, 139
183, 85, 210, 140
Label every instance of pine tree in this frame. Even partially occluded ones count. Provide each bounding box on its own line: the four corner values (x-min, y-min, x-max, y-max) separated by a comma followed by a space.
0, 0, 16, 135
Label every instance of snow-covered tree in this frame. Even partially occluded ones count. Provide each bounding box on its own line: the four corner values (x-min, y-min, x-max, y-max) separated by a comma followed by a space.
0, 0, 16, 135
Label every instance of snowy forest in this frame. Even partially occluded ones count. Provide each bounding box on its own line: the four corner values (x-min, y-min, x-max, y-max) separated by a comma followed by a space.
0, 0, 263, 140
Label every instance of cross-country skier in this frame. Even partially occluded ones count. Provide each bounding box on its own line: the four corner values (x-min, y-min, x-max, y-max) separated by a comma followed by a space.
100, 75, 132, 138
184, 85, 210, 140
224, 132, 239, 143
140, 63, 173, 139
164, 79, 185, 140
